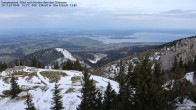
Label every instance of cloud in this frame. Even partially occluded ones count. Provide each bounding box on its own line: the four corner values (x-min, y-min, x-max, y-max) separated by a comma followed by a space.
113, 8, 196, 22
162, 9, 196, 14
0, 13, 26, 19
42, 14, 63, 19
0, 0, 196, 29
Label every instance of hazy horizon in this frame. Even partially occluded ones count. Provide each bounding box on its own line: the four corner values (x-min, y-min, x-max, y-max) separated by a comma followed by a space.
0, 29, 196, 43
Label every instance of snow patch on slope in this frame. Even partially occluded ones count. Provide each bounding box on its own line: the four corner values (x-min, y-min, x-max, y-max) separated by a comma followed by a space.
56, 48, 76, 61
185, 72, 195, 84
176, 98, 196, 110
89, 53, 107, 64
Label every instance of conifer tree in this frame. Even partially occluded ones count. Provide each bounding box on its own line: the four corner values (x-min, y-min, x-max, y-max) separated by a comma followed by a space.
30, 57, 37, 67
123, 80, 134, 110
123, 63, 135, 110
77, 66, 98, 110
51, 83, 64, 110
115, 60, 130, 110
0, 62, 7, 72
20, 60, 24, 66
54, 62, 60, 69
62, 62, 66, 70
153, 62, 164, 85
63, 59, 73, 70
116, 60, 125, 83
171, 56, 177, 72
67, 59, 73, 70
37, 61, 42, 68
16, 58, 24, 66
102, 82, 117, 110
95, 92, 102, 110
134, 56, 170, 110
135, 55, 157, 109
78, 66, 90, 110
25, 92, 36, 110
179, 58, 183, 68
73, 59, 82, 71
151, 62, 168, 109
10, 75, 21, 99
88, 78, 98, 109
174, 63, 184, 80
127, 62, 136, 88
193, 55, 196, 71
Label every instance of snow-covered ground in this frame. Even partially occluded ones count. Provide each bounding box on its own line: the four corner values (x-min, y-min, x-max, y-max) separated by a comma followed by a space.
176, 98, 196, 110
0, 66, 119, 110
1, 66, 195, 110
104, 52, 161, 79
185, 72, 195, 84
56, 48, 76, 61
88, 53, 107, 64
166, 72, 196, 110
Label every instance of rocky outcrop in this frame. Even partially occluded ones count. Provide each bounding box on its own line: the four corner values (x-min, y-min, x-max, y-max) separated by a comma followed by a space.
160, 36, 196, 70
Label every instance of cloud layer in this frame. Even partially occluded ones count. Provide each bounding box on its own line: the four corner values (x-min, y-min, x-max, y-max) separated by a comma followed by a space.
0, 0, 196, 29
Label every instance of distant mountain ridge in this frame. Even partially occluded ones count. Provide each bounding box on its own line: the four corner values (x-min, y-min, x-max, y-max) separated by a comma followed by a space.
10, 35, 196, 72
11, 48, 64, 66
10, 45, 155, 68
94, 35, 196, 77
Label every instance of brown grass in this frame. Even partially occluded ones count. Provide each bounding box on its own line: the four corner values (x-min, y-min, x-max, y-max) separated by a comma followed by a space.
40, 71, 67, 83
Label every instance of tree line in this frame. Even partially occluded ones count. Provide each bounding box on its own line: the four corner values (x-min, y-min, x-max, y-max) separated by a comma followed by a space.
15, 57, 83, 71
77, 55, 196, 110
170, 55, 196, 79
0, 61, 7, 72
58, 59, 83, 71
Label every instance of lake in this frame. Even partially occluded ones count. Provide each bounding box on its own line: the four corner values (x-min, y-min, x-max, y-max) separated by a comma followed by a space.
86, 32, 196, 44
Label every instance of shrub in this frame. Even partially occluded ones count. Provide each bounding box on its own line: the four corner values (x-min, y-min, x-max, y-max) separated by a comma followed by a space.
71, 76, 81, 83
66, 88, 75, 93
3, 90, 11, 96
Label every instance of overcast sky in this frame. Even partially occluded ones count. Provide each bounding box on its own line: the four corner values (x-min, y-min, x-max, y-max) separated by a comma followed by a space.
0, 0, 196, 30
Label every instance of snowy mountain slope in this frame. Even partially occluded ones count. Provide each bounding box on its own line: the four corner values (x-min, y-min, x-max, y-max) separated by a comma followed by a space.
10, 48, 79, 67
0, 66, 119, 110
97, 52, 160, 79
88, 53, 107, 64
56, 48, 76, 61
